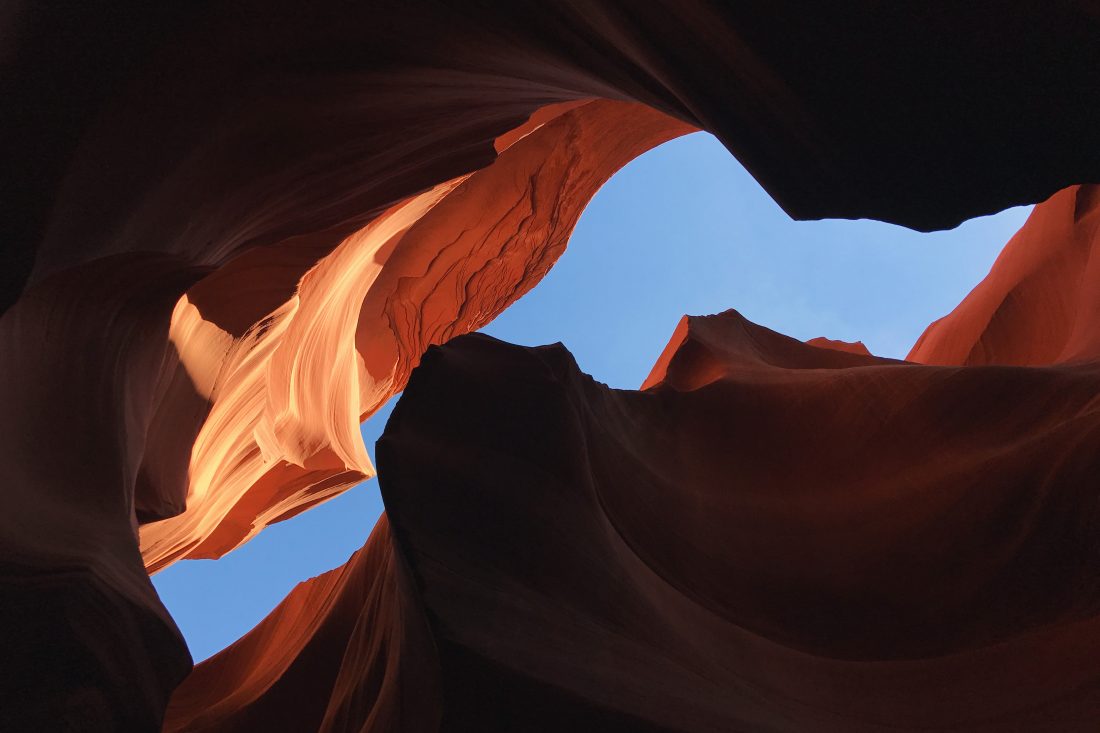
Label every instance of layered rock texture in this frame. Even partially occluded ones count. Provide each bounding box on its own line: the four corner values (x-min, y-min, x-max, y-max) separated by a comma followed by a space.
165, 254, 1100, 730
4, 2, 1100, 731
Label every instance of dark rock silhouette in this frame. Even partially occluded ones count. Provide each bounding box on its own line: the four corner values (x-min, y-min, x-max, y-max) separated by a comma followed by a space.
4, 2, 1100, 730
167, 308, 1100, 730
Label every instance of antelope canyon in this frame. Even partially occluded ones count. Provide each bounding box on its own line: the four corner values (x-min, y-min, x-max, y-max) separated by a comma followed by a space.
3, 3, 1100, 731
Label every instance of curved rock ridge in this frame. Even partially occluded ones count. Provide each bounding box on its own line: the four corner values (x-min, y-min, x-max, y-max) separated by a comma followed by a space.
0, 256, 199, 730
805, 336, 873, 357
6, 3, 1100, 729
379, 327, 1100, 731
909, 185, 1100, 366
165, 311, 1100, 731
10, 3, 1100, 318
0, 96, 687, 729
138, 100, 692, 573
162, 515, 438, 733
642, 311, 888, 391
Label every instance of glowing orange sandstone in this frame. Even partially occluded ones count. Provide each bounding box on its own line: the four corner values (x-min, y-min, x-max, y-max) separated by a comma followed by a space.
6, 3, 1100, 730
138, 101, 693, 572
167, 253, 1100, 728
909, 186, 1100, 367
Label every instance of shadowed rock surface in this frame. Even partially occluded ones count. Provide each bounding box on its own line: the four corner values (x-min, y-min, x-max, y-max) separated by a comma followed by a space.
5, 2, 1100, 729
161, 186, 1100, 730
162, 515, 439, 732
377, 320, 1100, 731
166, 306, 1100, 730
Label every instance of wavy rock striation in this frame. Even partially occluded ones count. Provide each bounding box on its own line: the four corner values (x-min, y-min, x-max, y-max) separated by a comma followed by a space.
166, 302, 1100, 730
909, 185, 1100, 366
374, 319, 1100, 731
137, 99, 692, 573
163, 515, 438, 732
166, 188, 1100, 729
6, 2, 1100, 729
2, 94, 688, 729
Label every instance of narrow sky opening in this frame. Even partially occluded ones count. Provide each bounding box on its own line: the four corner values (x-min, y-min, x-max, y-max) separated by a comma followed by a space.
484, 131, 1032, 388
153, 130, 1033, 662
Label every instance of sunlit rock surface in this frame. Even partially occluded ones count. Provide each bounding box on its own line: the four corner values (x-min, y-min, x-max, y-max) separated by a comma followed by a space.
166, 301, 1100, 731
909, 185, 1100, 366
137, 99, 691, 574
162, 515, 438, 732
805, 336, 873, 357
163, 187, 1100, 730
5, 2, 1100, 730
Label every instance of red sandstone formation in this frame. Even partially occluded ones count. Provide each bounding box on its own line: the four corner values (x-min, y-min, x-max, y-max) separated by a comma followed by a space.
137, 100, 691, 574
164, 188, 1100, 730
162, 515, 439, 732
376, 319, 1100, 731
166, 305, 1100, 731
805, 336, 873, 357
5, 2, 1100, 731
909, 185, 1100, 367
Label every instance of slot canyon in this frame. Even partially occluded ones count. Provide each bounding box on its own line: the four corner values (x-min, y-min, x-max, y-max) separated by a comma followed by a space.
4, 3, 1100, 731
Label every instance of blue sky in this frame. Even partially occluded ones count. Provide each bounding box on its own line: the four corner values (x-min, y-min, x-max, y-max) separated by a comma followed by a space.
153, 131, 1033, 662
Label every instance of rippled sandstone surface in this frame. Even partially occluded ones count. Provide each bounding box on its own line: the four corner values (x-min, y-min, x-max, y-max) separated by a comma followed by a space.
166, 299, 1100, 731
4, 3, 1100, 730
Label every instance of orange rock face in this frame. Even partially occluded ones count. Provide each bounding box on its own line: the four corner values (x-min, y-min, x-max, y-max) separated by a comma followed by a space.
6, 3, 1100, 731
162, 515, 439, 732
137, 99, 692, 574
805, 336, 874, 357
167, 301, 1100, 730
1, 96, 690, 730
163, 188, 1100, 732
909, 185, 1100, 366
375, 319, 1100, 731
